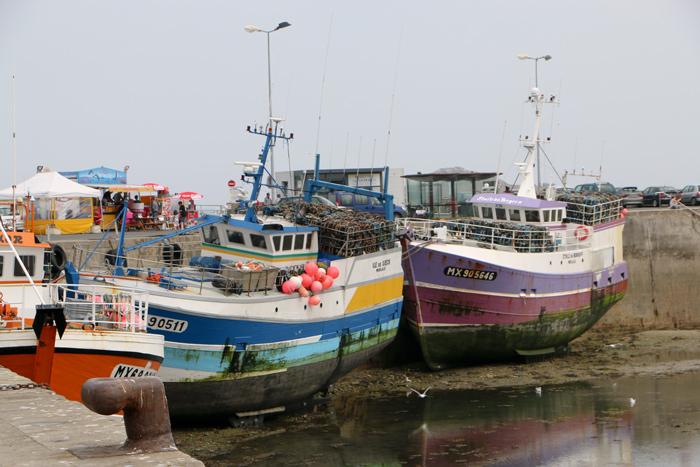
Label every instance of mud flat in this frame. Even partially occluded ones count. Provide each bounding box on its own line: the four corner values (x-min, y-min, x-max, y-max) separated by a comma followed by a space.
173, 328, 700, 465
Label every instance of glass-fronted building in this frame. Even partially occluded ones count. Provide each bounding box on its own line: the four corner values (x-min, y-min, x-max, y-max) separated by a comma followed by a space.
403, 167, 499, 219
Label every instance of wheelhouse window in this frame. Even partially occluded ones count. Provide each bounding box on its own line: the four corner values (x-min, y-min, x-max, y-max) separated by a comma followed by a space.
0, 256, 3, 276
305, 233, 313, 249
557, 209, 563, 222
294, 234, 305, 250
282, 234, 293, 251
495, 208, 507, 220
273, 236, 281, 251
524, 210, 540, 222
14, 255, 35, 277
509, 209, 521, 222
543, 210, 550, 222
203, 225, 220, 245
226, 230, 245, 245
481, 207, 493, 219
250, 234, 267, 250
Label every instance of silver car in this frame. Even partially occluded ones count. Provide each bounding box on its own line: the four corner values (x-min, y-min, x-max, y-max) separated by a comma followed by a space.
679, 185, 700, 206
617, 186, 643, 207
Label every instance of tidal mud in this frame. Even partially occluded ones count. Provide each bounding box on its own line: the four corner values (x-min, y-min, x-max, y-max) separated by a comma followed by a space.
172, 327, 700, 465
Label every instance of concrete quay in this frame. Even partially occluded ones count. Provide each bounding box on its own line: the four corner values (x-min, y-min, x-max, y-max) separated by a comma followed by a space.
0, 367, 203, 467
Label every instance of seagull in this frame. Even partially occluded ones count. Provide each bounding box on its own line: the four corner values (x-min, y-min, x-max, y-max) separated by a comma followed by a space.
535, 387, 542, 395
604, 343, 621, 349
629, 398, 636, 407
409, 387, 432, 398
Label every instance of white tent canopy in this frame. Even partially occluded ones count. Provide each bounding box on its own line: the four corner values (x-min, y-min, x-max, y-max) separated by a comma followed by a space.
0, 172, 101, 199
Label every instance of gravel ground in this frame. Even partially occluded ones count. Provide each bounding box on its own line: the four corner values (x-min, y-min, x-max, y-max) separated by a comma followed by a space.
173, 327, 700, 464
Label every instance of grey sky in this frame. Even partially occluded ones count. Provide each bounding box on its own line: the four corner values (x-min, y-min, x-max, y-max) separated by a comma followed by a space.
1, 0, 698, 204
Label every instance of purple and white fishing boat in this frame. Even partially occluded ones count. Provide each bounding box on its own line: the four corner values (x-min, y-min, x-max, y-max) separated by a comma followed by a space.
398, 66, 628, 369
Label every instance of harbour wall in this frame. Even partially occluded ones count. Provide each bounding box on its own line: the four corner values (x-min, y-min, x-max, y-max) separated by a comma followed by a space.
596, 208, 700, 328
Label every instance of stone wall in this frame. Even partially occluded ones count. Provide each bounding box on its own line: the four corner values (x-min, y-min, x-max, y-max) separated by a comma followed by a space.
596, 208, 700, 328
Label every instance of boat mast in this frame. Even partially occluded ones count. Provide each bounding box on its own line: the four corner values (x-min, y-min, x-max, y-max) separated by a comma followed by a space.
515, 87, 544, 199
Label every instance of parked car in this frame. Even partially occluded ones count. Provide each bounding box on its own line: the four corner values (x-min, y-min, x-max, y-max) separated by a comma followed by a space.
616, 186, 643, 207
641, 186, 679, 207
334, 191, 408, 218
573, 182, 617, 193
276, 195, 340, 208
679, 185, 700, 206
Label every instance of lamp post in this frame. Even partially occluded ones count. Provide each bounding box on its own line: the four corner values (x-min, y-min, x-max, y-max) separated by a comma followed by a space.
245, 22, 292, 199
518, 54, 552, 191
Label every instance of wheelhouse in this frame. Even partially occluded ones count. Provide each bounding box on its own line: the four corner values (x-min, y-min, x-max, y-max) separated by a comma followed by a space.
470, 193, 566, 226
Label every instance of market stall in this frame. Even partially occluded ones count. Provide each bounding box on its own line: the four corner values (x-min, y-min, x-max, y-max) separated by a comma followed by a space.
0, 172, 101, 234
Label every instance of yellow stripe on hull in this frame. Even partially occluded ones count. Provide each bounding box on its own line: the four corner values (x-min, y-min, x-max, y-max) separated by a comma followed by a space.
346, 276, 403, 313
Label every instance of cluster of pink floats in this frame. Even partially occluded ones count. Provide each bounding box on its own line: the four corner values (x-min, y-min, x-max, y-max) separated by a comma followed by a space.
281, 261, 340, 306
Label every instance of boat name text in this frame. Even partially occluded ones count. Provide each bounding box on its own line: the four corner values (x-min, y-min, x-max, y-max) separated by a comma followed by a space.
0, 234, 24, 245
444, 267, 497, 281
372, 258, 390, 272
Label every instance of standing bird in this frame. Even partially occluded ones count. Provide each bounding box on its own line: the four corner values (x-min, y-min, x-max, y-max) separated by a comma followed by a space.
629, 398, 636, 407
535, 387, 542, 396
409, 387, 432, 398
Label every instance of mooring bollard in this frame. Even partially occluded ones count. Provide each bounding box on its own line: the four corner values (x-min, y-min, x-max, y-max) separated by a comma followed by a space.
81, 376, 177, 453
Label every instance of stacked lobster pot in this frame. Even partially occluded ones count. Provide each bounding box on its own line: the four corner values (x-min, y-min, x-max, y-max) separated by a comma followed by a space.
272, 202, 396, 258
556, 191, 623, 225
433, 219, 555, 253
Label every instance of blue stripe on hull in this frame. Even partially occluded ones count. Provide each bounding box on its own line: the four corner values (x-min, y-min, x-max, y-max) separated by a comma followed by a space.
160, 300, 402, 373
148, 300, 401, 346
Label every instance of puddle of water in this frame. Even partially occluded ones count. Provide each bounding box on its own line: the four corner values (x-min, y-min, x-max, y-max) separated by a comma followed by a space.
631, 350, 700, 363
201, 372, 700, 466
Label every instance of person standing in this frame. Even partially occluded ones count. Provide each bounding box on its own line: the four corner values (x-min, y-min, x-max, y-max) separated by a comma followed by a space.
150, 197, 160, 217
178, 201, 187, 228
264, 193, 272, 206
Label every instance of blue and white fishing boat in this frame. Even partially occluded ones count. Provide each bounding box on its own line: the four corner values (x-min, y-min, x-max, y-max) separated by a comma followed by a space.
63, 117, 404, 424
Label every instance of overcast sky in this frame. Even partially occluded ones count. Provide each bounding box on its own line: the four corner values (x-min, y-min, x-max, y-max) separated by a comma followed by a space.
0, 0, 698, 204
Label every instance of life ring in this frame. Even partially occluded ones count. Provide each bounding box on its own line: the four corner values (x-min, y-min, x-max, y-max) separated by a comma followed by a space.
574, 226, 590, 241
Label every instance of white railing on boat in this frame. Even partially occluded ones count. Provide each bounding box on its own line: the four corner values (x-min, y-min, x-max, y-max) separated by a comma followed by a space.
0, 283, 149, 333
562, 198, 623, 226
397, 218, 591, 252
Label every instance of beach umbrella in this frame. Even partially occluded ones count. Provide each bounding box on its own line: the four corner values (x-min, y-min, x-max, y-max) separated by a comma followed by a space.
142, 183, 166, 191
174, 191, 204, 200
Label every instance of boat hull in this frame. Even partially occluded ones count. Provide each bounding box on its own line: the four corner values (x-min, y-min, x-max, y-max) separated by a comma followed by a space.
0, 328, 163, 403
401, 238, 627, 369
71, 247, 404, 421
163, 316, 399, 421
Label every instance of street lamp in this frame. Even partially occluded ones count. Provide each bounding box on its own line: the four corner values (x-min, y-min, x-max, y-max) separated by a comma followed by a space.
245, 22, 292, 199
518, 54, 552, 191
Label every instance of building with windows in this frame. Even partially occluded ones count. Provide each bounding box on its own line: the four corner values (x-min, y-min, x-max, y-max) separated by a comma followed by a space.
403, 167, 500, 219
275, 167, 406, 207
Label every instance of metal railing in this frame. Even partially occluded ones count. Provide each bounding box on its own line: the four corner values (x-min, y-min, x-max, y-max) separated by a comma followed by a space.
397, 218, 591, 253
561, 198, 623, 226
317, 221, 398, 258
0, 283, 149, 332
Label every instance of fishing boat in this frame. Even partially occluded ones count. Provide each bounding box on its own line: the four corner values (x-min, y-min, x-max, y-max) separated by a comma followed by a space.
398, 72, 628, 369
0, 230, 163, 403
63, 118, 404, 424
